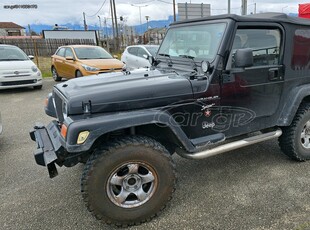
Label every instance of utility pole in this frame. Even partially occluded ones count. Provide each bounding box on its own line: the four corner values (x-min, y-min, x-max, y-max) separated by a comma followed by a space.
98, 15, 102, 45
112, 0, 119, 50
241, 0, 247, 15
83, 12, 87, 30
228, 0, 231, 14
254, 3, 256, 14
110, 0, 116, 50
173, 0, 176, 21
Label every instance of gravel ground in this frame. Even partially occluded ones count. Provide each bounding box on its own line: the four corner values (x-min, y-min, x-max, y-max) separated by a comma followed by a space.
0, 78, 310, 230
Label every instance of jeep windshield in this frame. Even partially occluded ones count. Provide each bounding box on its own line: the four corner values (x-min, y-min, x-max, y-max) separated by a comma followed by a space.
157, 23, 226, 61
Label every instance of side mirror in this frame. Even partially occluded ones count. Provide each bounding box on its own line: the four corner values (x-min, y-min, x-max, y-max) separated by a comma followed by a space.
143, 54, 149, 59
28, 55, 34, 60
148, 55, 155, 65
65, 56, 74, 61
234, 48, 253, 68
113, 55, 118, 59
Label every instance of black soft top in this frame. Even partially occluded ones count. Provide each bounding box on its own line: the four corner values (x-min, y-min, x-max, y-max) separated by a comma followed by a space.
171, 12, 310, 26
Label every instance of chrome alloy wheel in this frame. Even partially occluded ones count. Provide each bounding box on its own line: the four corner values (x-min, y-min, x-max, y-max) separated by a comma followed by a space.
301, 121, 310, 149
107, 162, 158, 208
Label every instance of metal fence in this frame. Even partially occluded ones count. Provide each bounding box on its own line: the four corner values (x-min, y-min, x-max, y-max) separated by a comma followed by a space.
0, 38, 95, 56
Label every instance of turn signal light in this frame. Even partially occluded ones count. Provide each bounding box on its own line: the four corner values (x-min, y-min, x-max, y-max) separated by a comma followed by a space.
61, 124, 68, 139
77, 131, 90, 144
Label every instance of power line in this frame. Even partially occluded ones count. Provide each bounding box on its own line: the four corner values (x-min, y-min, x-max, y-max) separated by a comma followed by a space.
85, 0, 108, 17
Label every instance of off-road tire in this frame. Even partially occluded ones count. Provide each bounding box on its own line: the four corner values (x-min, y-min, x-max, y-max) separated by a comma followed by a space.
81, 136, 177, 227
52, 66, 61, 82
279, 103, 310, 161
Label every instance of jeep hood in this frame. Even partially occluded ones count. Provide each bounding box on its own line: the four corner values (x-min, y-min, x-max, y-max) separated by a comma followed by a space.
54, 69, 193, 115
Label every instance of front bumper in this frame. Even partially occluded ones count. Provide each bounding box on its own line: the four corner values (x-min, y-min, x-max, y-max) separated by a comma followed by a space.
29, 121, 63, 178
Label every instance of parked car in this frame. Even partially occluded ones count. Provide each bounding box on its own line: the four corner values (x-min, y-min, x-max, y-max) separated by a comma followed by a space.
51, 45, 125, 81
0, 45, 42, 90
121, 45, 159, 69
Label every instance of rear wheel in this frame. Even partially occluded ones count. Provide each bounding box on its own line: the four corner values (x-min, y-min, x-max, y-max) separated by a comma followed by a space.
279, 103, 310, 161
52, 67, 61, 82
81, 136, 176, 227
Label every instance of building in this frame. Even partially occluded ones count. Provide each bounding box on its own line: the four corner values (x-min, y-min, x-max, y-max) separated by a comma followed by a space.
0, 22, 26, 36
144, 27, 167, 45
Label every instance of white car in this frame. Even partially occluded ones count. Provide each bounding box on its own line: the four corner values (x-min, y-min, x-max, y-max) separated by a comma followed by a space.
121, 45, 159, 70
0, 45, 42, 90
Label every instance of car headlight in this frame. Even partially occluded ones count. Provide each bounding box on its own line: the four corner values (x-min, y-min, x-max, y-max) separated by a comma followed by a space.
122, 63, 126, 71
82, 64, 100, 72
31, 66, 38, 72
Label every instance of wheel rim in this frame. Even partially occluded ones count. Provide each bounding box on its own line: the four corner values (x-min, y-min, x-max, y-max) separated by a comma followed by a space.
52, 68, 57, 80
106, 162, 158, 208
301, 121, 310, 149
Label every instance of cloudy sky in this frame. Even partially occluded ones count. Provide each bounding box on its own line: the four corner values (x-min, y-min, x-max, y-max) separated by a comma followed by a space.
0, 0, 309, 27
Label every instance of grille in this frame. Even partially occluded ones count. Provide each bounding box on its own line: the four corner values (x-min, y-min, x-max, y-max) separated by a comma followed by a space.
4, 74, 31, 78
0, 79, 37, 86
53, 91, 65, 123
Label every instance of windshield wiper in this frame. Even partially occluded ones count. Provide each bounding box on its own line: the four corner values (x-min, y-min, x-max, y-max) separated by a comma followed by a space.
157, 53, 173, 67
178, 54, 195, 59
0, 59, 25, 61
178, 55, 198, 72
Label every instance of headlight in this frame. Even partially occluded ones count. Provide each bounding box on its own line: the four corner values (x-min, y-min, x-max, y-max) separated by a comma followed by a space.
82, 64, 100, 72
122, 63, 126, 71
31, 66, 38, 72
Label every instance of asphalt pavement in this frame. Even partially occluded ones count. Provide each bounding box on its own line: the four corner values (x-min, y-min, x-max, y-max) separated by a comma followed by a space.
0, 78, 310, 230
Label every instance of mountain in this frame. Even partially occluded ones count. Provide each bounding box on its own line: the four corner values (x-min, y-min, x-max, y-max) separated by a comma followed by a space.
25, 15, 175, 36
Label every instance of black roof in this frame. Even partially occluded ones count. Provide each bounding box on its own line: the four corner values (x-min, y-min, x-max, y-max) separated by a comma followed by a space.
171, 13, 310, 26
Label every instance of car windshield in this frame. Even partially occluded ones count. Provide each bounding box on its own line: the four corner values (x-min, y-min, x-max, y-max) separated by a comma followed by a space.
0, 46, 29, 61
73, 46, 113, 60
145, 46, 159, 57
157, 23, 226, 61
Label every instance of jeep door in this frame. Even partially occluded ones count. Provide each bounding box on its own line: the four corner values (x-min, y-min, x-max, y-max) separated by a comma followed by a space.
221, 25, 284, 137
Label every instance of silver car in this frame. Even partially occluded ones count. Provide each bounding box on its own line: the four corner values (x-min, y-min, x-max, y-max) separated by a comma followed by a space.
121, 45, 159, 70
0, 45, 42, 90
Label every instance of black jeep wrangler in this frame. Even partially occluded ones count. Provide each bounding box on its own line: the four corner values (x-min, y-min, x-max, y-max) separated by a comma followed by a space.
30, 13, 310, 226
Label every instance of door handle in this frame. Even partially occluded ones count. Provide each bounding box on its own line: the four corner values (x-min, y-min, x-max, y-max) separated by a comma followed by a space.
268, 67, 281, 81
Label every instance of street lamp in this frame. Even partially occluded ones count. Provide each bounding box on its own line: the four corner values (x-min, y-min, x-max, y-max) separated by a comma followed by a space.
98, 15, 102, 43
282, 5, 288, 13
131, 4, 148, 27
145, 16, 150, 43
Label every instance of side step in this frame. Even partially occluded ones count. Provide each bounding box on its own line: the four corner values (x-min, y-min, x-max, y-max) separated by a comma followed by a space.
176, 129, 282, 160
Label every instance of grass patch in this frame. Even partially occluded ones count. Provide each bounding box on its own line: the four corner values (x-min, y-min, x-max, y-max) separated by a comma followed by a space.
33, 56, 52, 78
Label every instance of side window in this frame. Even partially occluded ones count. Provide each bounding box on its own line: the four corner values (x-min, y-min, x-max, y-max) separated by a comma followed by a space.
230, 28, 281, 67
65, 48, 73, 57
292, 29, 310, 70
137, 48, 148, 58
128, 47, 138, 56
56, 48, 65, 57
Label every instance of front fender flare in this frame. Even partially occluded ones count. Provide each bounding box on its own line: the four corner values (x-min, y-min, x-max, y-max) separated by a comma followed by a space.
65, 109, 195, 153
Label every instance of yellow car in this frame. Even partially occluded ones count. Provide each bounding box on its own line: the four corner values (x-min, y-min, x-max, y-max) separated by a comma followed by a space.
51, 45, 125, 81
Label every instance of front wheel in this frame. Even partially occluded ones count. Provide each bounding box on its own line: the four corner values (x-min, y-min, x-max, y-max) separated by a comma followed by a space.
81, 136, 176, 227
279, 103, 310, 161
52, 67, 61, 82
76, 70, 83, 78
